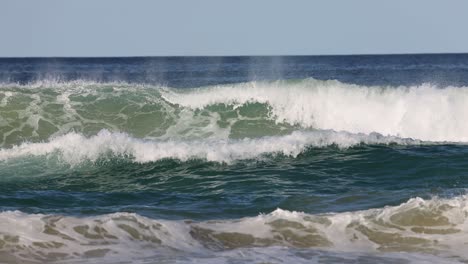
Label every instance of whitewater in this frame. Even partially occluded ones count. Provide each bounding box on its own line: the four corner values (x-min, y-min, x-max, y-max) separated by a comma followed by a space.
1, 195, 468, 263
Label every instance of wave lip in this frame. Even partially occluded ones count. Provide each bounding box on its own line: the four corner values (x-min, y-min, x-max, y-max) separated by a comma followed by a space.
1, 195, 468, 263
161, 79, 468, 142
0, 129, 422, 165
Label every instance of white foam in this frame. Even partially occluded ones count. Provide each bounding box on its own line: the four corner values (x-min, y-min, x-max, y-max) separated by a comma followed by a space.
161, 79, 468, 142
2, 195, 468, 263
0, 129, 420, 165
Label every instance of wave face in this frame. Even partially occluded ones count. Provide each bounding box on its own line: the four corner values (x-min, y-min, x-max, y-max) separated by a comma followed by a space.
0, 196, 467, 263
1, 79, 468, 149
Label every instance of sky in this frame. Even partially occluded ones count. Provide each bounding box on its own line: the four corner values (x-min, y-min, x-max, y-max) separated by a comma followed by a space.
1, 0, 468, 57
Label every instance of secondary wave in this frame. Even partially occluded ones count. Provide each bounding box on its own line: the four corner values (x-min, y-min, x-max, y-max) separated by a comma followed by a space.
0, 129, 421, 165
1, 79, 468, 147
1, 195, 468, 263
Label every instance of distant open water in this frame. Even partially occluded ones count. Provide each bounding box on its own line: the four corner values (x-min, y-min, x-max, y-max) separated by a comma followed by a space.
1, 55, 468, 263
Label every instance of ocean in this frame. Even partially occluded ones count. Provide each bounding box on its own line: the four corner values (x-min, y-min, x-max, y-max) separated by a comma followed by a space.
1, 54, 468, 263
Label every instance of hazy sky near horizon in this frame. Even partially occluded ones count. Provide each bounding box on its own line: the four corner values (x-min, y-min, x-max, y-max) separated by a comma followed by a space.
1, 0, 468, 57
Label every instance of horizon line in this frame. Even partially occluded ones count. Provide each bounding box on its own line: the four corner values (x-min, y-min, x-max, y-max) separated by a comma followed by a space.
1, 52, 468, 59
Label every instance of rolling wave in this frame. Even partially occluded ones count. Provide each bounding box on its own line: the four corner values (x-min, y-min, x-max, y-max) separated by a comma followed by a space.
1, 79, 468, 148
1, 195, 467, 263
0, 129, 421, 165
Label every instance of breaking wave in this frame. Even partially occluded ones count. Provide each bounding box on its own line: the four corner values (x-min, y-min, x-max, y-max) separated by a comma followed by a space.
1, 79, 468, 148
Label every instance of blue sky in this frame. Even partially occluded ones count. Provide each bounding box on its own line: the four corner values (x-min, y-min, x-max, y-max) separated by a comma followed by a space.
1, 0, 468, 57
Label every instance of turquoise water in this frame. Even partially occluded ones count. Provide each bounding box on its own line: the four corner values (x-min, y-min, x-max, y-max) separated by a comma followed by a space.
2, 55, 468, 263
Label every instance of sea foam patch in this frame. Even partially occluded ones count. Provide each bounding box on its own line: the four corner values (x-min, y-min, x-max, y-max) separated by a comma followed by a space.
1, 195, 468, 263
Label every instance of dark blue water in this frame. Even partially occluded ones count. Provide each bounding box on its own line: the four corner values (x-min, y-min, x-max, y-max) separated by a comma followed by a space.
2, 54, 468, 87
